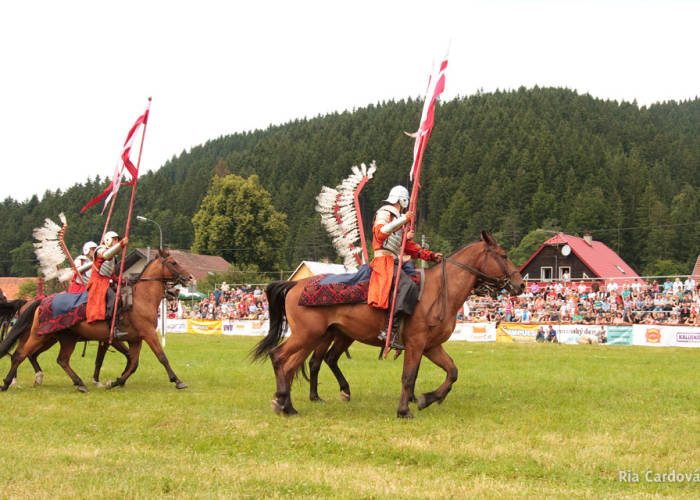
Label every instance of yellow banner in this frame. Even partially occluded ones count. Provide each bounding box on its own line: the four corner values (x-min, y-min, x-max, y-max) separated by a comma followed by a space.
496, 322, 539, 343
186, 319, 223, 335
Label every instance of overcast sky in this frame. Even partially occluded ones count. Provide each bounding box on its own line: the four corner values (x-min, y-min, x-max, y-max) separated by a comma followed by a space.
1, 0, 697, 202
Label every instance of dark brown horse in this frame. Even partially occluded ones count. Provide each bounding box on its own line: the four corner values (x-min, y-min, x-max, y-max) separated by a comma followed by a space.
0, 249, 193, 392
253, 231, 524, 418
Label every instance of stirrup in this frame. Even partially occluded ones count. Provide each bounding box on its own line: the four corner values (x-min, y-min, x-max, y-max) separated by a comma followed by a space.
114, 329, 128, 340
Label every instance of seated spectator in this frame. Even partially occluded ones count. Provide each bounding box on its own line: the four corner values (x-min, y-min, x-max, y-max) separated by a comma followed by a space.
546, 325, 558, 343
536, 326, 545, 342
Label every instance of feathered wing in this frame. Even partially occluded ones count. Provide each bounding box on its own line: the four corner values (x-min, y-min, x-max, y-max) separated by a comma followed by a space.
33, 213, 73, 282
316, 162, 376, 269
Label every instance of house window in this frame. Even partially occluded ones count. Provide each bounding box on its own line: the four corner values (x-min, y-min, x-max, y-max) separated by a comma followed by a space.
582, 272, 589, 279
614, 264, 626, 275
559, 266, 571, 281
541, 267, 553, 282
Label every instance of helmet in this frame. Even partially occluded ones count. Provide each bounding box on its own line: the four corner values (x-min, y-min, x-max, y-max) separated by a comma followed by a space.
384, 185, 409, 209
103, 231, 119, 246
82, 241, 97, 255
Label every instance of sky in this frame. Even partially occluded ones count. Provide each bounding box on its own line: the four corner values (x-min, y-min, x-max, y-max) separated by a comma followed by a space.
0, 0, 698, 202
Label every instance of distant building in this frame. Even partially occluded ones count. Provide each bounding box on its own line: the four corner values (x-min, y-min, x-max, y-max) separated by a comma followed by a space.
519, 232, 641, 284
691, 255, 700, 280
123, 248, 230, 285
288, 261, 347, 281
0, 277, 39, 300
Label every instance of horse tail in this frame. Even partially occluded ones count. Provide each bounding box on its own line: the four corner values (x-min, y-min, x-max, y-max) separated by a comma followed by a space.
0, 299, 41, 358
251, 280, 297, 362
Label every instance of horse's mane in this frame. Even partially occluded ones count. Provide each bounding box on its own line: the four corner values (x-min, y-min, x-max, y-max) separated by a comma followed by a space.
444, 239, 482, 260
126, 253, 163, 285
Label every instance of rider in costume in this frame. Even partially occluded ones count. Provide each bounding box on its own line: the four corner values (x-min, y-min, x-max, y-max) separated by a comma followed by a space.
68, 241, 97, 293
368, 185, 442, 350
86, 231, 127, 323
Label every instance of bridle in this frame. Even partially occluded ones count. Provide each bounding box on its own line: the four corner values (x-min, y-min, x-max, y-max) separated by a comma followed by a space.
429, 243, 517, 326
131, 254, 191, 288
445, 244, 517, 297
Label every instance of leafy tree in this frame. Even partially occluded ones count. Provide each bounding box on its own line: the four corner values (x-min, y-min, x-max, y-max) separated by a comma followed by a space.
10, 241, 37, 277
191, 174, 288, 271
509, 229, 554, 268
195, 263, 271, 295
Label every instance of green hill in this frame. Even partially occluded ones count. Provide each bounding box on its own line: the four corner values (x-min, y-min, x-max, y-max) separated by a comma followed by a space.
2, 87, 698, 278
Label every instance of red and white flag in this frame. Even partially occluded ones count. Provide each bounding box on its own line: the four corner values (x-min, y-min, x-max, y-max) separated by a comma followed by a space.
408, 56, 448, 181
81, 103, 150, 213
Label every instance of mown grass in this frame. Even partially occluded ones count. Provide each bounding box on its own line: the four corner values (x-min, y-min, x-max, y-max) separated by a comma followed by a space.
0, 334, 698, 499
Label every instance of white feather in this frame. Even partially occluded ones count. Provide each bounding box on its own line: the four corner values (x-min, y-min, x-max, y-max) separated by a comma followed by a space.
315, 162, 378, 267
33, 214, 72, 281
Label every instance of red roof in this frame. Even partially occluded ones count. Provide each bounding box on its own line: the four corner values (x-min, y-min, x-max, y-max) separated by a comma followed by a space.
0, 277, 39, 300
692, 255, 700, 279
129, 249, 230, 283
520, 232, 641, 283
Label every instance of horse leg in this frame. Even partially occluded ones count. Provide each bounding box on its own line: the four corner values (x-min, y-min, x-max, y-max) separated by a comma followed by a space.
106, 340, 142, 389
2, 334, 49, 391
396, 347, 423, 419
92, 341, 109, 386
55, 336, 89, 392
27, 337, 58, 386
141, 330, 187, 389
323, 335, 354, 402
416, 345, 458, 411
93, 340, 130, 386
308, 334, 334, 402
270, 333, 328, 416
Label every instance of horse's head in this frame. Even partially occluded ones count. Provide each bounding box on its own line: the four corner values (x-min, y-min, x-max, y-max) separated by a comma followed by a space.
475, 231, 524, 297
146, 248, 194, 287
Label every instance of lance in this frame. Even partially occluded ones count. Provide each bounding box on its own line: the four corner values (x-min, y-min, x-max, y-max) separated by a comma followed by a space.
108, 97, 152, 344
383, 56, 447, 358
382, 132, 429, 358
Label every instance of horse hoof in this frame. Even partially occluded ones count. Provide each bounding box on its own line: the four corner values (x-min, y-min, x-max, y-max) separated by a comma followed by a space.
93, 380, 104, 388
175, 381, 188, 390
77, 385, 88, 393
10, 377, 17, 387
34, 372, 44, 386
270, 399, 284, 414
310, 396, 326, 403
417, 395, 428, 410
105, 380, 114, 390
340, 391, 351, 402
397, 411, 414, 419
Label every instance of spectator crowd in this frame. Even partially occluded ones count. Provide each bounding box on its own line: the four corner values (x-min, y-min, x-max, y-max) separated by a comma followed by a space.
169, 282, 269, 321
170, 276, 700, 327
458, 276, 700, 326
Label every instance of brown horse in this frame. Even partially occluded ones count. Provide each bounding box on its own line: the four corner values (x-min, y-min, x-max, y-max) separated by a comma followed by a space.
8, 300, 130, 388
253, 231, 524, 418
0, 249, 193, 392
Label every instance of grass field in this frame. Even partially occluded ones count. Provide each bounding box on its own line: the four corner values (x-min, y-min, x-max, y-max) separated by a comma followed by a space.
0, 334, 698, 499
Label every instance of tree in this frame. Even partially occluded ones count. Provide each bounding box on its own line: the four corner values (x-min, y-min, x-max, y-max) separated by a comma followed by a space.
191, 174, 288, 271
10, 241, 37, 277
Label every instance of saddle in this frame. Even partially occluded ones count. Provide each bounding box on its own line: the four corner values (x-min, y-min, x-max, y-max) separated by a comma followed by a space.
298, 264, 422, 308
36, 285, 129, 336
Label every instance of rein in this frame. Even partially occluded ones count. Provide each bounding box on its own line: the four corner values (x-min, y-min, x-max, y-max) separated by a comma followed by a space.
428, 244, 515, 326
129, 254, 190, 290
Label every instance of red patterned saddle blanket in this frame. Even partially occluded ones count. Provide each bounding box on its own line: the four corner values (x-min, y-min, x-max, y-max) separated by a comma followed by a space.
36, 292, 88, 335
298, 265, 421, 307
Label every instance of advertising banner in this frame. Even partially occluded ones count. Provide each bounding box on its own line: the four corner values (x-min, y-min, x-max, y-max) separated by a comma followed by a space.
556, 324, 607, 344
606, 325, 633, 345
450, 322, 496, 342
187, 319, 223, 335
222, 319, 271, 336
496, 323, 539, 343
632, 325, 700, 348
